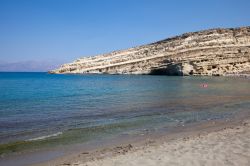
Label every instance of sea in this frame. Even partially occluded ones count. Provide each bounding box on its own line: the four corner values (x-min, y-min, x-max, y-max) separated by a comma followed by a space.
0, 72, 250, 161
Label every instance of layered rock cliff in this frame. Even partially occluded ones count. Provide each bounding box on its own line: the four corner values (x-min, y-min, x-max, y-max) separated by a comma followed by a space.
50, 27, 250, 76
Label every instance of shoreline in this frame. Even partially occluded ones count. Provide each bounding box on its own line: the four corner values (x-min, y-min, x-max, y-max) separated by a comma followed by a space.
32, 112, 250, 166
80, 118, 250, 166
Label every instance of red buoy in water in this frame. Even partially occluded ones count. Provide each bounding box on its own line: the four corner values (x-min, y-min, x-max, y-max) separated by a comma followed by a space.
200, 83, 208, 88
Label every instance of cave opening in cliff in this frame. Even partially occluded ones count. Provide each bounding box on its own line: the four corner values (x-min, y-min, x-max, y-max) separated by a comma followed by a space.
149, 68, 181, 76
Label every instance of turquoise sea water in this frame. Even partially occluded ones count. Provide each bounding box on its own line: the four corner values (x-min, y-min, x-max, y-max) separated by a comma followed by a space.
0, 72, 250, 155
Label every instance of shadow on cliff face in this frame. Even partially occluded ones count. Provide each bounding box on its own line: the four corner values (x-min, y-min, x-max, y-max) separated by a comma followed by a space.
149, 68, 182, 76
149, 63, 194, 76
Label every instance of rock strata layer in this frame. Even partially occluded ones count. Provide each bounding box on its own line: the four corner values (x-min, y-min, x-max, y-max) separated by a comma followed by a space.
50, 27, 250, 76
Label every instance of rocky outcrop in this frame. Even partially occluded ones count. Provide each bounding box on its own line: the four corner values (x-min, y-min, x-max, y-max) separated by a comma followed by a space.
50, 27, 250, 76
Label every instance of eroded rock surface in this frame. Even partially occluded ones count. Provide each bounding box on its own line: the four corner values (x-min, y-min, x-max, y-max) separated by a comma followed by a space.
50, 27, 250, 76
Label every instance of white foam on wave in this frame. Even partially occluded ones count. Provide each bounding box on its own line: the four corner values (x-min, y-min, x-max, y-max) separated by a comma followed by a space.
27, 132, 63, 141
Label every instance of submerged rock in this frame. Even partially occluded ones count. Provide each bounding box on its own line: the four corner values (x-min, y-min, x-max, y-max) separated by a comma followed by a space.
50, 27, 250, 76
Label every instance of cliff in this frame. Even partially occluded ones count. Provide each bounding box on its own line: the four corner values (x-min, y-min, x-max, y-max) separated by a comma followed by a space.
50, 27, 250, 76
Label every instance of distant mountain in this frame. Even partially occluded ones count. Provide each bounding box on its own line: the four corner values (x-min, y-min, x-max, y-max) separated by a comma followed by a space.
50, 26, 250, 76
0, 61, 62, 72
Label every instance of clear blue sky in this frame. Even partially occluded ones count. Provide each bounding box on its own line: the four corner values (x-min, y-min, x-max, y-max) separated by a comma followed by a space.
0, 0, 250, 71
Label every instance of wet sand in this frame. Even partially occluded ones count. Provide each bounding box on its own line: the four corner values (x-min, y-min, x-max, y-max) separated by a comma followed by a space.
33, 114, 250, 166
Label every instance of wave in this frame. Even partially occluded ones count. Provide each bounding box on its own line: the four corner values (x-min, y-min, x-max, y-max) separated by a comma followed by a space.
27, 132, 63, 141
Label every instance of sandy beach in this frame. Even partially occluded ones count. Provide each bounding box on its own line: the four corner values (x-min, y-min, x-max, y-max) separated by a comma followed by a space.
77, 120, 250, 166
33, 117, 250, 166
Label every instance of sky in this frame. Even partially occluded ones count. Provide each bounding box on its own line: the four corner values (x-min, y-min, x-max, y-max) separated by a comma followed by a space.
0, 0, 250, 71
